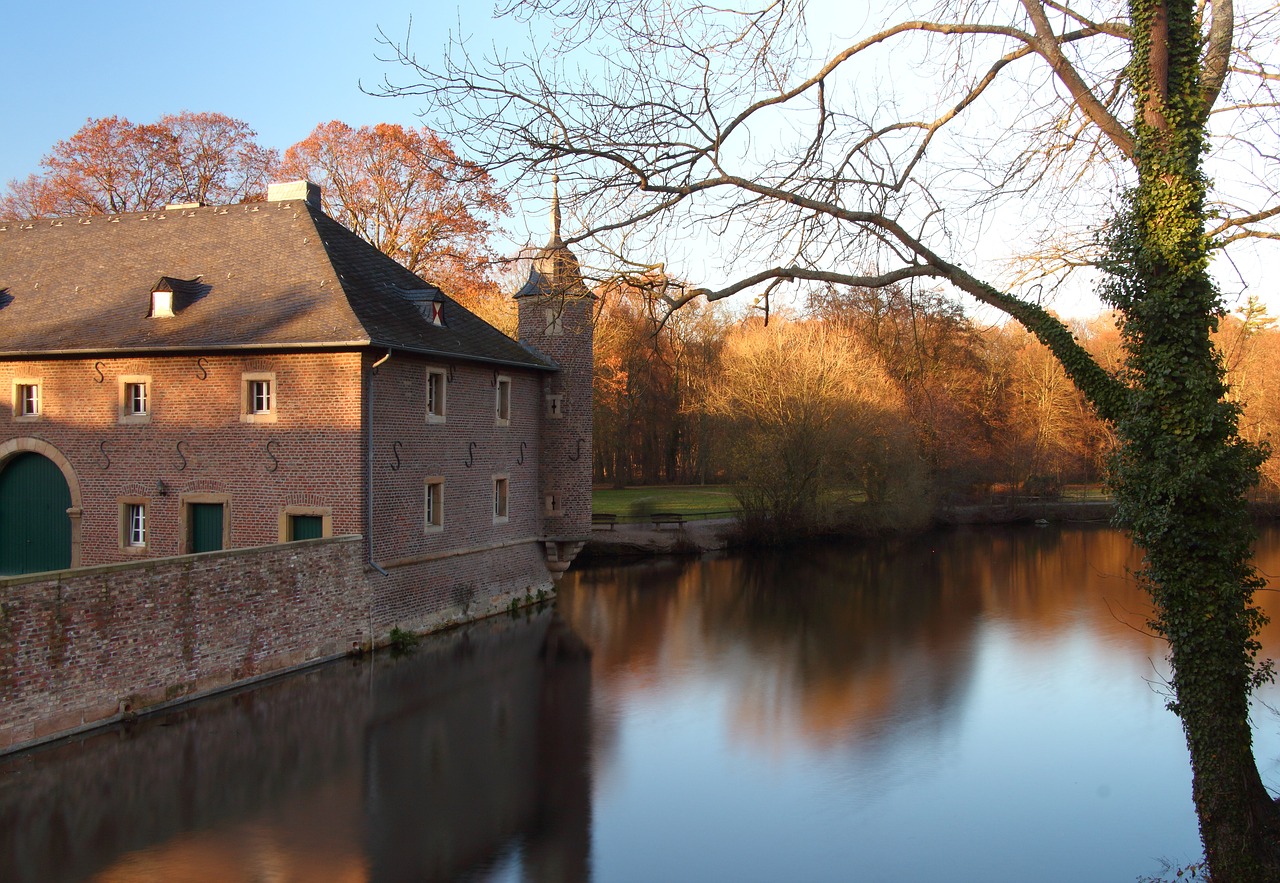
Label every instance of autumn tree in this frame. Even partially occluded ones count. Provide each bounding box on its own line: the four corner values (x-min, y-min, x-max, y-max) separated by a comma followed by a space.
593, 276, 727, 485
279, 121, 508, 307
704, 317, 925, 537
386, 0, 1280, 874
808, 284, 1001, 498
0, 112, 278, 218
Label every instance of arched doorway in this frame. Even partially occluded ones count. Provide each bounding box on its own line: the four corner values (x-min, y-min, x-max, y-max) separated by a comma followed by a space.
0, 451, 73, 575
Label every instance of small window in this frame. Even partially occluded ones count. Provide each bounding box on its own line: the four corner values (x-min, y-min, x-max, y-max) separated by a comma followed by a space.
277, 505, 332, 543
127, 503, 146, 546
546, 394, 563, 419
289, 514, 324, 541
249, 380, 272, 413
119, 498, 149, 554
14, 381, 41, 418
545, 306, 564, 336
425, 478, 444, 532
545, 493, 563, 515
426, 369, 447, 423
495, 376, 511, 426
118, 375, 152, 424
241, 372, 277, 423
126, 383, 148, 415
493, 475, 509, 523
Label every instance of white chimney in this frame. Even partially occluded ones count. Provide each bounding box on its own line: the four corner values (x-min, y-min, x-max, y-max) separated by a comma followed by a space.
266, 180, 322, 208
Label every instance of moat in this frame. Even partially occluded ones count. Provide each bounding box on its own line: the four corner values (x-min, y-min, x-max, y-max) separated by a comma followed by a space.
6, 523, 1280, 882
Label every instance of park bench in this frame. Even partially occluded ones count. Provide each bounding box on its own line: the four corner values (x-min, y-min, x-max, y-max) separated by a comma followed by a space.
650, 512, 686, 529
592, 512, 618, 530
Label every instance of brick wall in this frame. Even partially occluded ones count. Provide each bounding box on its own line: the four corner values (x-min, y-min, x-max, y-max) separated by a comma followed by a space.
0, 537, 369, 754
518, 291, 594, 539
0, 352, 365, 565
367, 355, 544, 564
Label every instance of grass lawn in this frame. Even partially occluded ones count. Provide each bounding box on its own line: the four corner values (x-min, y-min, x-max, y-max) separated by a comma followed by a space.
592, 485, 740, 516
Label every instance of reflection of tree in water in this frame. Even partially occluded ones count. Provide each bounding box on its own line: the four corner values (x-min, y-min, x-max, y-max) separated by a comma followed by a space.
561, 526, 1175, 761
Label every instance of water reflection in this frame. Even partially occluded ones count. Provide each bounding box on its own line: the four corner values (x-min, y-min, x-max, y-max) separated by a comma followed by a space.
0, 610, 591, 883
8, 525, 1280, 882
562, 526, 1170, 759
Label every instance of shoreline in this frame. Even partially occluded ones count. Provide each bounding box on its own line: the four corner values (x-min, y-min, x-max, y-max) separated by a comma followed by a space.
580, 500, 1120, 561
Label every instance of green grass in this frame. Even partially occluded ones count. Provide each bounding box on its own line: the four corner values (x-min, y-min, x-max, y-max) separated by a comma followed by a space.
592, 485, 740, 516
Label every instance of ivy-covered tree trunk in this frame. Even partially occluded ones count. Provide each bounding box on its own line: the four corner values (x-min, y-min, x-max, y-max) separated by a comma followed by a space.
1106, 0, 1280, 877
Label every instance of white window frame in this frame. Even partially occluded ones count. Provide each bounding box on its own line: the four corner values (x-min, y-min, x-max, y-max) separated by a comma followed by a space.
118, 375, 152, 424
424, 477, 445, 533
240, 372, 277, 423
13, 378, 41, 419
119, 497, 149, 554
495, 375, 511, 426
426, 368, 447, 423
493, 474, 510, 524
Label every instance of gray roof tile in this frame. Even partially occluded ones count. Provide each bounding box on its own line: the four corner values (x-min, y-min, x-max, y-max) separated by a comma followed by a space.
0, 202, 553, 370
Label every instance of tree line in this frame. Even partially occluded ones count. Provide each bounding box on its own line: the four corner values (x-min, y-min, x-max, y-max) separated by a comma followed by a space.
0, 112, 508, 315
594, 280, 1280, 532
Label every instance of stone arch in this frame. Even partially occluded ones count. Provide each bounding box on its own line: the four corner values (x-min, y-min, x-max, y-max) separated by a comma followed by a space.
0, 437, 83, 569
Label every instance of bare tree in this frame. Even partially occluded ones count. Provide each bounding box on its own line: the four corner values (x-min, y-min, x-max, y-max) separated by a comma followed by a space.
380, 0, 1280, 876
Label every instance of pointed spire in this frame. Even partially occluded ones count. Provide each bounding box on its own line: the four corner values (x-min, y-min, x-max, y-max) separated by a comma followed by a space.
550, 174, 562, 244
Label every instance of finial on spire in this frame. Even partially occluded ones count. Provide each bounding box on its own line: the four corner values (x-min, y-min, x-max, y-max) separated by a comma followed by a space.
550, 174, 562, 243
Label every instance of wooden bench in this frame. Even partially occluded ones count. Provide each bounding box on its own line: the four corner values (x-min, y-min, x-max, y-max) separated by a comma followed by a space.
592, 512, 618, 530
650, 512, 686, 529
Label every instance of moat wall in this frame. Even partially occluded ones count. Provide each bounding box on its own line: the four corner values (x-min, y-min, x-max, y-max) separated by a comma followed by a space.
0, 537, 371, 755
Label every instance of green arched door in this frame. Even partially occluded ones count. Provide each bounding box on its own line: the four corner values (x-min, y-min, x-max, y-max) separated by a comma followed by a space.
0, 452, 73, 575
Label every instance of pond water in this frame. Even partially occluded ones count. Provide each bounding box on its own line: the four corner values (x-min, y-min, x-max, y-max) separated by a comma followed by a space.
6, 524, 1280, 882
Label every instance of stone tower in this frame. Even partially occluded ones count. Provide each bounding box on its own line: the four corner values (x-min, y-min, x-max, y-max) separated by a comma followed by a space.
515, 186, 594, 574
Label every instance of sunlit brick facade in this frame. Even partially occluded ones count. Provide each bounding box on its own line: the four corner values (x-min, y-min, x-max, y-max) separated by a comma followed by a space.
0, 182, 593, 635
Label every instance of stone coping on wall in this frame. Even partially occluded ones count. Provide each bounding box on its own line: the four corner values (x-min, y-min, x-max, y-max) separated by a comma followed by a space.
0, 534, 365, 588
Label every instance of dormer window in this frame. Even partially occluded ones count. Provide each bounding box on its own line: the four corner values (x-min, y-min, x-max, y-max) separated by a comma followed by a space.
149, 276, 206, 318
391, 284, 446, 327
151, 288, 174, 318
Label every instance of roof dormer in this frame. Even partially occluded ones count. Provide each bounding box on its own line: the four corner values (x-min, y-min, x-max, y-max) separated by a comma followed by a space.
149, 276, 206, 318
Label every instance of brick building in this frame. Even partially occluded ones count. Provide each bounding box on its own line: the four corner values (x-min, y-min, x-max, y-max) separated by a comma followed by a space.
0, 181, 592, 628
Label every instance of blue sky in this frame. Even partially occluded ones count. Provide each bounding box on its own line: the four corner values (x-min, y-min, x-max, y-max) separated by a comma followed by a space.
0, 0, 449, 191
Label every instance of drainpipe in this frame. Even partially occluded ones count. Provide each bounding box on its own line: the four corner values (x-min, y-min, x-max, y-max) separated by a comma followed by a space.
367, 350, 391, 577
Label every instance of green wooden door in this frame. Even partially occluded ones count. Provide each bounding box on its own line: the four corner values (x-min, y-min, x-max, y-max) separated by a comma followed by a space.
289, 515, 323, 541
190, 503, 224, 553
0, 453, 72, 575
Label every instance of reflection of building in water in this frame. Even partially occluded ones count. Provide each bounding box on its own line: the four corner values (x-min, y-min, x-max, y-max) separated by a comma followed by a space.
0, 611, 591, 883
364, 614, 591, 883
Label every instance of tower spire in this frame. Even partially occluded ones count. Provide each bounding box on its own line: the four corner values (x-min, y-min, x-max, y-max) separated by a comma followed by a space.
550, 174, 562, 244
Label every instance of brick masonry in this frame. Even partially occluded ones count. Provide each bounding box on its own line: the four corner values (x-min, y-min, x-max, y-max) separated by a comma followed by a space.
0, 537, 369, 755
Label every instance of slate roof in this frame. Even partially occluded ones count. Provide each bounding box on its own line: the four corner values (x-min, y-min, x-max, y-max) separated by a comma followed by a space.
515, 235, 594, 301
0, 198, 554, 370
